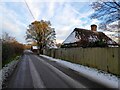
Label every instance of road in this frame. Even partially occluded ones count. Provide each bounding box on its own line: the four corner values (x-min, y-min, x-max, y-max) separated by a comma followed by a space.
5, 50, 109, 89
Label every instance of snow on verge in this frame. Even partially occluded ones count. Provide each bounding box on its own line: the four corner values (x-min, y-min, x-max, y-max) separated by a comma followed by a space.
0, 59, 19, 89
40, 55, 119, 88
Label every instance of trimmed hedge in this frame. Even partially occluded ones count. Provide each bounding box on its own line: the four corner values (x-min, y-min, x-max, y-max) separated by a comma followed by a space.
2, 41, 24, 67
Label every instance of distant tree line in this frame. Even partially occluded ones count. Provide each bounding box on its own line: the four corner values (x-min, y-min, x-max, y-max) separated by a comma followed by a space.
2, 32, 24, 67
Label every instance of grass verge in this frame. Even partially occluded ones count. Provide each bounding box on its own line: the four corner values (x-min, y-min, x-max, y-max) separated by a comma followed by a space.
2, 54, 20, 67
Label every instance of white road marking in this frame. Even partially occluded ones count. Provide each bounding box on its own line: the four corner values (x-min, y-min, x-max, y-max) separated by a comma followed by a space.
35, 55, 87, 88
28, 56, 45, 88
13, 55, 27, 88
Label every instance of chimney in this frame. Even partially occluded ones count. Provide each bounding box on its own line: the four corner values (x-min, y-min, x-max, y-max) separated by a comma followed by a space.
91, 24, 97, 31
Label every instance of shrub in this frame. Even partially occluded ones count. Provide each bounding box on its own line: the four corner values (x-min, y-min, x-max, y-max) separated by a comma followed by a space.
2, 41, 24, 67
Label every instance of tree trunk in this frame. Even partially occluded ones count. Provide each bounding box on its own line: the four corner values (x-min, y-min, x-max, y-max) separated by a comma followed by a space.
39, 44, 43, 55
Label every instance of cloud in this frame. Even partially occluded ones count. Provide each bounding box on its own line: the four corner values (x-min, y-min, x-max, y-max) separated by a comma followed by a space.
1, 1, 100, 44
25, 1, 41, 20
1, 3, 31, 43
47, 2, 56, 18
1, 0, 98, 3
50, 3, 97, 43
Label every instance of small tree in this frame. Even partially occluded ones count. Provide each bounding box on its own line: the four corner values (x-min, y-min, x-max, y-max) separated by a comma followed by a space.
26, 20, 56, 54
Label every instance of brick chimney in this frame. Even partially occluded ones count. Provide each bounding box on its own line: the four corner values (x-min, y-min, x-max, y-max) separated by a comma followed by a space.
91, 24, 97, 31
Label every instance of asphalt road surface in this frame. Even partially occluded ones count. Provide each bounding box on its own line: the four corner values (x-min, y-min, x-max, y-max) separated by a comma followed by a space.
5, 50, 110, 89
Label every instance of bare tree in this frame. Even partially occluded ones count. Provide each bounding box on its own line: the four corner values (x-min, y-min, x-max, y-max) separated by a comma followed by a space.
90, 0, 120, 31
2, 32, 16, 42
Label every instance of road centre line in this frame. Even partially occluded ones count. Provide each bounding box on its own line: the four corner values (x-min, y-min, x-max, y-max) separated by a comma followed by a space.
28, 55, 45, 88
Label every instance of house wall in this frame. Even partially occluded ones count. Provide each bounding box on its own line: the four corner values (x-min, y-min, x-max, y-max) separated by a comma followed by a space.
44, 47, 120, 75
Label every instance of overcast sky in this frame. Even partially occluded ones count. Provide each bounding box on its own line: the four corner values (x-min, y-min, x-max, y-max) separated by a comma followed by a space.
1, 0, 111, 44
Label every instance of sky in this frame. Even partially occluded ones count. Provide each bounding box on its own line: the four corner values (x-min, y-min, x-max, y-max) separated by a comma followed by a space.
0, 0, 116, 44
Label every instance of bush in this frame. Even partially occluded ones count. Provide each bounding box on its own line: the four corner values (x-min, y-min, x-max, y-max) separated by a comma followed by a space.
2, 41, 24, 67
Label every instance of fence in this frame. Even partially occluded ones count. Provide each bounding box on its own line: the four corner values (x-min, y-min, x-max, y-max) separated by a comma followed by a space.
44, 47, 120, 75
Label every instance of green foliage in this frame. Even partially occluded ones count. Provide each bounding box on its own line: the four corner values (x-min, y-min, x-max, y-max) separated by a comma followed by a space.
61, 39, 108, 48
96, 40, 108, 47
2, 55, 19, 67
88, 40, 108, 47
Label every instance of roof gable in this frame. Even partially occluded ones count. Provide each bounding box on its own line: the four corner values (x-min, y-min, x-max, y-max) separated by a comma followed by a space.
63, 28, 118, 47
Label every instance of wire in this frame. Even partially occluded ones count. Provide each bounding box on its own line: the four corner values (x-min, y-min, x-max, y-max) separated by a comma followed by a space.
24, 0, 35, 20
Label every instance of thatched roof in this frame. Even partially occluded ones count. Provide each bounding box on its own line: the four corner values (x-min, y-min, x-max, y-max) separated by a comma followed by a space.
62, 28, 118, 48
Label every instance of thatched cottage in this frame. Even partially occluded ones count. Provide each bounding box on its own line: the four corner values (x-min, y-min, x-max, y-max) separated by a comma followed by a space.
61, 25, 119, 48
